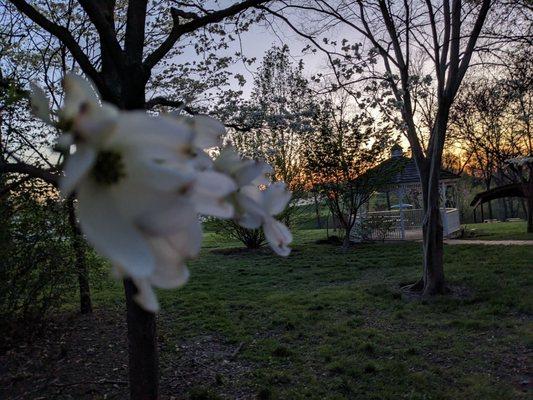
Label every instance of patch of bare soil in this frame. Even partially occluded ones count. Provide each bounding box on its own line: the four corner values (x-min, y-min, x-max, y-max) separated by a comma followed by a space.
160, 334, 255, 399
1, 310, 129, 399
0, 310, 256, 400
399, 283, 474, 302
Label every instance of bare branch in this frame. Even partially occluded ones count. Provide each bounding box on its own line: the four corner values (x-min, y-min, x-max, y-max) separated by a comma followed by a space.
0, 162, 59, 187
143, 0, 268, 71
8, 0, 102, 90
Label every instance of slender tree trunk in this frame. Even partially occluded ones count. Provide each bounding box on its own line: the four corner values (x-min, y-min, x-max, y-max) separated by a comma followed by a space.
414, 109, 449, 296
124, 279, 159, 400
502, 197, 508, 221
67, 198, 92, 314
97, 43, 159, 395
527, 196, 533, 233
420, 167, 446, 296
313, 191, 322, 228
523, 182, 533, 234
342, 228, 351, 249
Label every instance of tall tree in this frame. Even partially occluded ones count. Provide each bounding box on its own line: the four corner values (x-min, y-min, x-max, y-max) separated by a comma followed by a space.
303, 93, 393, 247
227, 45, 315, 190
265, 0, 495, 295
3, 1, 270, 398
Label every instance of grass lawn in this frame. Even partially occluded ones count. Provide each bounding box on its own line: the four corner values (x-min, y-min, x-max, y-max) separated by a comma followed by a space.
98, 230, 531, 399
3, 230, 531, 399
462, 221, 533, 241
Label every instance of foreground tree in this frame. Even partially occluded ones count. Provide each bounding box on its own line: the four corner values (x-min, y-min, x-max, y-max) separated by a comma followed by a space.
5, 1, 273, 398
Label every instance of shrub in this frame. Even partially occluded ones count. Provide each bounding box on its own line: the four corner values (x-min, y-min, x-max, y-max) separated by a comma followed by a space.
0, 189, 76, 342
211, 219, 266, 249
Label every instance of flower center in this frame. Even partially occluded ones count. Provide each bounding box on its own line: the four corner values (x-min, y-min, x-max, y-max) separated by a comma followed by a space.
91, 150, 126, 185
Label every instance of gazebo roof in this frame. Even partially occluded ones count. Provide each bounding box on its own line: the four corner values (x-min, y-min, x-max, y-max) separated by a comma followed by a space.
386, 156, 458, 185
374, 145, 459, 186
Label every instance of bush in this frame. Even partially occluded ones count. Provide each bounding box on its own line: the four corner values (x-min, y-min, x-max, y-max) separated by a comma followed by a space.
210, 219, 266, 249
0, 189, 76, 341
208, 191, 298, 249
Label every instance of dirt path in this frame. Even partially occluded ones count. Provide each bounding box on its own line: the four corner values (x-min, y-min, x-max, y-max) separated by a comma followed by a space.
444, 239, 533, 246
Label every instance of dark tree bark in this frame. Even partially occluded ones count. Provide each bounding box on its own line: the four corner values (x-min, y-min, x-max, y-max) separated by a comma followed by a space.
313, 190, 322, 228
420, 177, 446, 295
526, 196, 533, 233
67, 198, 92, 314
124, 279, 159, 400
524, 182, 533, 233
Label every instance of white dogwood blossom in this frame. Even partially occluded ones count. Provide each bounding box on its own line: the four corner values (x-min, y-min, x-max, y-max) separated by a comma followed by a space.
31, 74, 292, 312
213, 148, 293, 255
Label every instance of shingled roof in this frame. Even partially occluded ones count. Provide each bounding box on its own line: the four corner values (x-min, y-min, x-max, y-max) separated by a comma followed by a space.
375, 146, 459, 186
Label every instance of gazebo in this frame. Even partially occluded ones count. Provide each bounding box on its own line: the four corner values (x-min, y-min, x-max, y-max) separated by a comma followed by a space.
351, 144, 462, 241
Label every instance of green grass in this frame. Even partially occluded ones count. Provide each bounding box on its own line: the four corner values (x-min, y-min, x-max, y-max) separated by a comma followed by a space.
89, 230, 532, 399
462, 221, 533, 241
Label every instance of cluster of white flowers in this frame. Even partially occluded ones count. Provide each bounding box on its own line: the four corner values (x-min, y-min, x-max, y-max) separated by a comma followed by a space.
31, 74, 292, 312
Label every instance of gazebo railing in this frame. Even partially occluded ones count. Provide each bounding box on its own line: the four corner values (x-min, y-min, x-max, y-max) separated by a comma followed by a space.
351, 208, 460, 241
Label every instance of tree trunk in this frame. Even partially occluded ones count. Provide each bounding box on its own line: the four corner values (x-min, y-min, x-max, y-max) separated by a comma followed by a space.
415, 108, 449, 296
418, 164, 447, 295
342, 228, 351, 249
313, 191, 322, 228
487, 200, 493, 220
502, 197, 508, 221
523, 182, 533, 234
124, 279, 159, 400
421, 205, 446, 295
527, 196, 533, 233
67, 198, 92, 314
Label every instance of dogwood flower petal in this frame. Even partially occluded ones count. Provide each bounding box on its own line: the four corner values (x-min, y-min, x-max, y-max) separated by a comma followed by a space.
60, 73, 100, 123
148, 238, 190, 289
137, 198, 198, 236
166, 221, 203, 259
77, 181, 155, 278
234, 160, 272, 187
60, 145, 96, 197
263, 217, 292, 256
194, 171, 237, 198
190, 115, 225, 149
132, 278, 160, 313
263, 182, 292, 215
29, 82, 52, 124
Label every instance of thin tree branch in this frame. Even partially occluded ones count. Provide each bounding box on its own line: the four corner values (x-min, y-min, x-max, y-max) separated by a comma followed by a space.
143, 0, 268, 70
0, 162, 59, 187
8, 0, 102, 90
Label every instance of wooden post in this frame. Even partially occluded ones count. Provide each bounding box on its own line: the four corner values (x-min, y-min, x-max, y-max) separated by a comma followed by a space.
398, 185, 405, 240
440, 183, 448, 236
